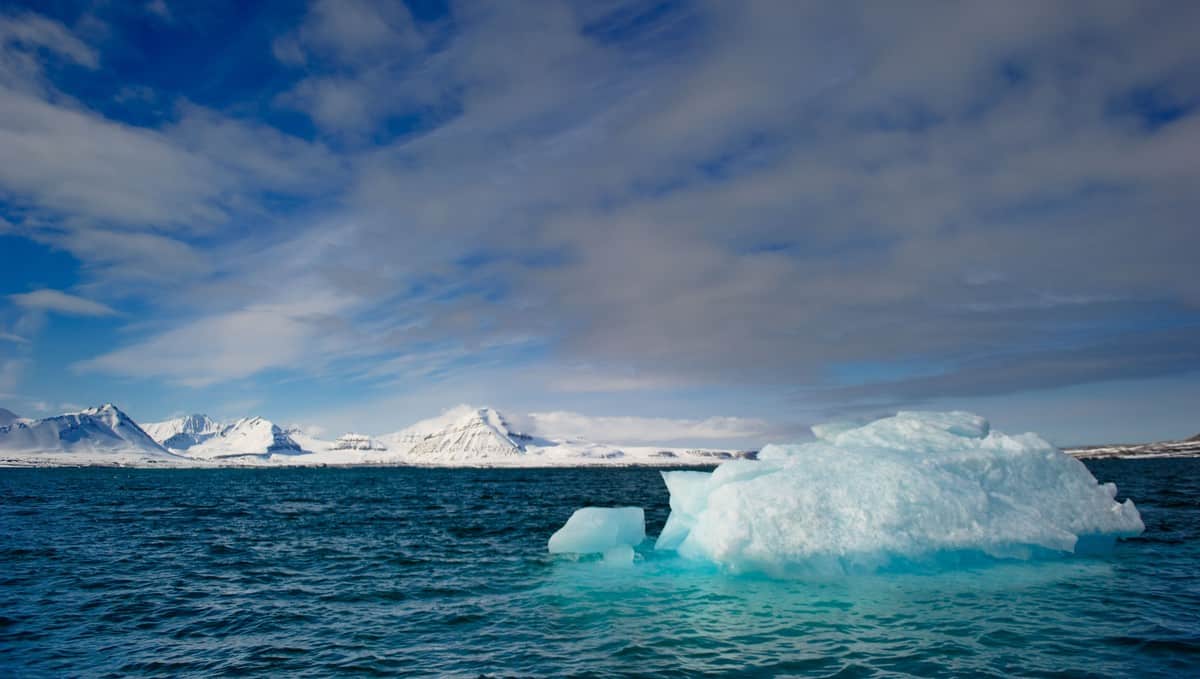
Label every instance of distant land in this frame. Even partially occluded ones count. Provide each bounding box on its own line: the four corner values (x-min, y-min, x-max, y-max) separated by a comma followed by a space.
2, 403, 1196, 467
0, 404, 753, 468
1065, 434, 1200, 460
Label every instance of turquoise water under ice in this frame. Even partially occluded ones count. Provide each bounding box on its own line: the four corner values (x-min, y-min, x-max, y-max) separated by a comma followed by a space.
2, 461, 1198, 677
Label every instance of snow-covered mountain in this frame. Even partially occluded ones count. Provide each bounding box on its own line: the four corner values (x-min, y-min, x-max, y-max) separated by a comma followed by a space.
0, 404, 184, 466
1066, 435, 1200, 459
379, 406, 527, 462
142, 414, 223, 450
170, 416, 304, 460
3, 403, 750, 467
142, 414, 307, 460
271, 406, 751, 467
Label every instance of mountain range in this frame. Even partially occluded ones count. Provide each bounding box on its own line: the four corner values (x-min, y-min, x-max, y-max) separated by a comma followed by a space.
1065, 436, 1200, 460
6, 402, 1195, 468
0, 403, 753, 468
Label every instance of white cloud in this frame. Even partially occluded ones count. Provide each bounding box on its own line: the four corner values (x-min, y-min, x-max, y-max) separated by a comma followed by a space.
2, 2, 1199, 429
520, 411, 768, 444
9, 289, 118, 317
0, 12, 338, 299
0, 86, 225, 227
74, 294, 355, 386
0, 331, 30, 344
280, 0, 423, 66
76, 307, 311, 387
36, 227, 209, 285
0, 12, 98, 75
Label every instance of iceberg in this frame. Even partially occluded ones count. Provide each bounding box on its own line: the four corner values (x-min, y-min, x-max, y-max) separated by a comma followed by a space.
548, 507, 646, 558
657, 411, 1145, 576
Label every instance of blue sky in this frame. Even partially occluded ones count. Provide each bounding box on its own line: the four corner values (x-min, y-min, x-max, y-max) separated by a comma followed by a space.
1, 0, 1198, 446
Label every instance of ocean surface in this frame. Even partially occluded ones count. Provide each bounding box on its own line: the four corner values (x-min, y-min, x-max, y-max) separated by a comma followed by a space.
1, 460, 1198, 677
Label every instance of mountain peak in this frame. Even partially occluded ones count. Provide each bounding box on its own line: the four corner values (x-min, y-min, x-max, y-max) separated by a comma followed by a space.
77, 403, 137, 428
177, 415, 302, 458
380, 405, 526, 461
142, 413, 225, 450
0, 404, 177, 462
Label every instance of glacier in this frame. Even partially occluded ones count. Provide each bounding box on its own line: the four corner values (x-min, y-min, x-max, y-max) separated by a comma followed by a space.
548, 507, 646, 563
653, 411, 1145, 576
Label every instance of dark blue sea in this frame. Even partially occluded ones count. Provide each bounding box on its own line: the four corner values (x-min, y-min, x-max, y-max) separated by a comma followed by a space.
2, 460, 1198, 677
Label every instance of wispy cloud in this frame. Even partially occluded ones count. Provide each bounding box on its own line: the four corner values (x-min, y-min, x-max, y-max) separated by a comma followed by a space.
9, 289, 118, 317
0, 12, 98, 75
74, 293, 355, 387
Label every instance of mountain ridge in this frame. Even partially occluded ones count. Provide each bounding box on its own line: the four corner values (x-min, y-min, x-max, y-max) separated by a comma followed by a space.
1065, 434, 1200, 459
3, 403, 750, 467
0, 404, 183, 466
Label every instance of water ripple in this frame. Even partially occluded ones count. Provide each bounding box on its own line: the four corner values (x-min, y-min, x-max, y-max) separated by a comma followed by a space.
0, 461, 1198, 676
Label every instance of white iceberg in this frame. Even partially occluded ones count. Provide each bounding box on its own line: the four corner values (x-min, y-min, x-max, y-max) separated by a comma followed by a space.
548, 507, 646, 559
657, 411, 1145, 575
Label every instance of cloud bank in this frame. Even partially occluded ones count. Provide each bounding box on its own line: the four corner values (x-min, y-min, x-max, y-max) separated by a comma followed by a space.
0, 1, 1198, 440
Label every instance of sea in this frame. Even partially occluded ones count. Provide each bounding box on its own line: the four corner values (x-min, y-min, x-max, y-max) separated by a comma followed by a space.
1, 459, 1198, 677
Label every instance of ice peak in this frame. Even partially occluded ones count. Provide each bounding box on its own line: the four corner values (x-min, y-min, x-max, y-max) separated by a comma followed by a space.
78, 403, 135, 426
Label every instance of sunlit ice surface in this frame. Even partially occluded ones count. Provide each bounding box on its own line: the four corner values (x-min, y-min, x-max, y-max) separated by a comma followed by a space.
554, 412, 1143, 577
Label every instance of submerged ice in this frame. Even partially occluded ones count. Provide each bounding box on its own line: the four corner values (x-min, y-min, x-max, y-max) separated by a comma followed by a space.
548, 507, 645, 558
656, 411, 1145, 575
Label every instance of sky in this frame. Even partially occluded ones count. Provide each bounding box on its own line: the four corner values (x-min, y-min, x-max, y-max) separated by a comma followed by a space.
0, 0, 1198, 447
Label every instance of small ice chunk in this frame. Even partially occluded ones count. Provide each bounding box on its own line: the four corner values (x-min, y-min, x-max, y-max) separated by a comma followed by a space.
602, 544, 636, 566
654, 471, 710, 551
548, 507, 645, 554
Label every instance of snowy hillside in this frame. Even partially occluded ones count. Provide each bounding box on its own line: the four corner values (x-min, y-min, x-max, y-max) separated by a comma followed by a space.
1066, 436, 1200, 459
272, 406, 751, 467
379, 406, 527, 462
170, 416, 305, 460
329, 433, 387, 451
0, 408, 23, 427
142, 414, 223, 450
0, 404, 185, 466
